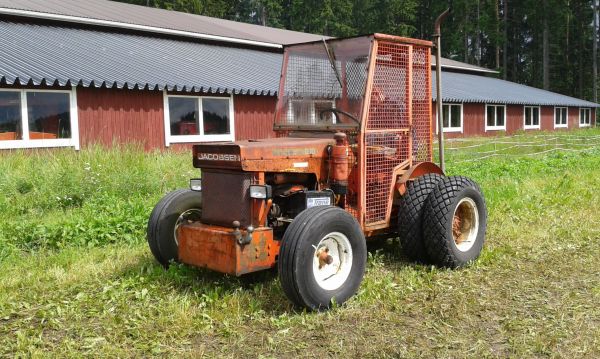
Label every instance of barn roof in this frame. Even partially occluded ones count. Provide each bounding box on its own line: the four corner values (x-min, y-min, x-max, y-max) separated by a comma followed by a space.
0, 0, 324, 48
0, 19, 596, 107
434, 72, 599, 108
0, 20, 281, 95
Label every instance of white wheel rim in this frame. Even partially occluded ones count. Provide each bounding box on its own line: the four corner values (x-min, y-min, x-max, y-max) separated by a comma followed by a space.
312, 232, 353, 291
452, 198, 479, 252
174, 209, 202, 246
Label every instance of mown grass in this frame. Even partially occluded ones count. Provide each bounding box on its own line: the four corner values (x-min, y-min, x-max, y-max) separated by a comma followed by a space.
1, 130, 600, 358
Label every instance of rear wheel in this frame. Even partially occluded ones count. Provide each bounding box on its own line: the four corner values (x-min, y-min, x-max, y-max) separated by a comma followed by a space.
398, 173, 443, 263
423, 176, 487, 268
278, 206, 367, 310
147, 189, 202, 267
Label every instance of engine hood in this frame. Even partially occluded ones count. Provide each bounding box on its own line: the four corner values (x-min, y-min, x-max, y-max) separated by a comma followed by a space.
193, 137, 334, 172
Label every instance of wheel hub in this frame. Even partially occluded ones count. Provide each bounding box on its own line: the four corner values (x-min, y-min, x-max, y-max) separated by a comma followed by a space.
174, 209, 202, 246
312, 232, 353, 291
452, 198, 479, 252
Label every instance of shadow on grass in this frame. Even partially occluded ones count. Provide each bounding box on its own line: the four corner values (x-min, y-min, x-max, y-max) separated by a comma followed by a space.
112, 236, 420, 315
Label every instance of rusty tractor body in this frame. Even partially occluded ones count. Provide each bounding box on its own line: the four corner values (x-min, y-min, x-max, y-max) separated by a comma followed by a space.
149, 34, 487, 309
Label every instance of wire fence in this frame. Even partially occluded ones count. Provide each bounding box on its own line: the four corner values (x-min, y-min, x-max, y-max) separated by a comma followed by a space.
435, 130, 600, 164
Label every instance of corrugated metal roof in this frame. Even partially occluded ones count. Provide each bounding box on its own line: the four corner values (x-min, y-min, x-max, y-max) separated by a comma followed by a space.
431, 56, 498, 74
433, 71, 599, 107
0, 0, 499, 75
0, 20, 595, 108
0, 0, 325, 46
0, 21, 281, 95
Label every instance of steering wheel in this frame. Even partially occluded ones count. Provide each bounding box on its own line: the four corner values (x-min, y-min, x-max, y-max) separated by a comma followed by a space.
319, 108, 360, 125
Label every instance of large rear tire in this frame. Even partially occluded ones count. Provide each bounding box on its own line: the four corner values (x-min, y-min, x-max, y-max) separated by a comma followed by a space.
423, 176, 487, 268
147, 189, 202, 267
278, 206, 367, 310
398, 173, 443, 263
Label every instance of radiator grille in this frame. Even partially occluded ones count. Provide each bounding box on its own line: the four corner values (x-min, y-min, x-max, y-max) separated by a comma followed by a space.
201, 170, 252, 228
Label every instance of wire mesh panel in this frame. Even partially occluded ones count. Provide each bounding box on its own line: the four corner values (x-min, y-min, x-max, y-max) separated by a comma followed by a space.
364, 41, 432, 226
411, 45, 433, 162
364, 42, 412, 224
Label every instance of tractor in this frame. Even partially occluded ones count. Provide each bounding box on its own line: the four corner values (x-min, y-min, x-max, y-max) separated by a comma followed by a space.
147, 33, 487, 310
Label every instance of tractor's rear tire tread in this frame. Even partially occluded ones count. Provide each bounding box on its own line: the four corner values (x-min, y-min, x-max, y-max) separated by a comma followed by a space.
423, 176, 486, 268
398, 173, 443, 262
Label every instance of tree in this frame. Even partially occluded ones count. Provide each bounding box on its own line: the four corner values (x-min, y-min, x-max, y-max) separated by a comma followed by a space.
113, 0, 600, 102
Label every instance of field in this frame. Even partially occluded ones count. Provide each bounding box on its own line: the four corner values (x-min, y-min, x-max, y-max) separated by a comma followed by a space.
1, 129, 600, 358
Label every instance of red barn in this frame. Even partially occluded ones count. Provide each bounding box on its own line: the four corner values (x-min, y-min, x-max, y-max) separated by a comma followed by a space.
0, 0, 596, 151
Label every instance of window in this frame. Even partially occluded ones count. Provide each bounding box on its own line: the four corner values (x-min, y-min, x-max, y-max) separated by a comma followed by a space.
0, 89, 79, 149
554, 107, 568, 128
485, 104, 506, 131
436, 103, 462, 133
523, 106, 541, 130
579, 108, 591, 127
164, 94, 234, 144
287, 99, 336, 124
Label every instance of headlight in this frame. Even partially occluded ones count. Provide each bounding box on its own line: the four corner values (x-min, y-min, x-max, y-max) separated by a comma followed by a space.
249, 185, 272, 199
190, 178, 202, 192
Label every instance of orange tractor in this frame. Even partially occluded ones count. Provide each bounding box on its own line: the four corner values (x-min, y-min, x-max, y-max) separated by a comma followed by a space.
147, 33, 487, 310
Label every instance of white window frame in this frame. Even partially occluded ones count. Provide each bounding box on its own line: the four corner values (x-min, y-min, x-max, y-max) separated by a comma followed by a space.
554, 107, 568, 129
485, 104, 507, 131
435, 103, 463, 133
163, 91, 235, 146
523, 106, 541, 130
579, 108, 591, 127
0, 87, 79, 150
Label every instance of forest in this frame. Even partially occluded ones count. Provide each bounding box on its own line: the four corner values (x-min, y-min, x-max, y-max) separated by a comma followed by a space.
115, 0, 600, 104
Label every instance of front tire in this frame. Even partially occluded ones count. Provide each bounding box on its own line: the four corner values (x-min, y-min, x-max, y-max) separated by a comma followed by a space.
278, 206, 367, 310
422, 176, 487, 268
147, 189, 202, 267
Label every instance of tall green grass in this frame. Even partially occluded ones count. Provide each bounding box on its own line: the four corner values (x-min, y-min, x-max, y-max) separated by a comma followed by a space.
1, 131, 599, 357
0, 145, 195, 256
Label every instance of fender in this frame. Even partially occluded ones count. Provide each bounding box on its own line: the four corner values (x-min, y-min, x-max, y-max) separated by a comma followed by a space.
395, 162, 445, 196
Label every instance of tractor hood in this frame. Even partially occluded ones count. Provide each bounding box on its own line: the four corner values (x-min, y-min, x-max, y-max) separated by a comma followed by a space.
193, 137, 333, 172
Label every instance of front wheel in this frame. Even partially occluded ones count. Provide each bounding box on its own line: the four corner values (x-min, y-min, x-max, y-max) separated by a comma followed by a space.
422, 176, 487, 268
278, 206, 367, 310
147, 189, 202, 267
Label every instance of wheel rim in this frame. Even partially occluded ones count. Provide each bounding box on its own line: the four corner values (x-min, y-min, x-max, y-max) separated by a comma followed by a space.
312, 232, 353, 291
452, 198, 479, 252
174, 209, 202, 246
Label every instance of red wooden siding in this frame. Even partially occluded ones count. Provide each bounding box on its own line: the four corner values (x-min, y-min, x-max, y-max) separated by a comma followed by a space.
505, 105, 522, 133
233, 95, 277, 140
434, 102, 597, 139
77, 88, 164, 150
540, 106, 554, 131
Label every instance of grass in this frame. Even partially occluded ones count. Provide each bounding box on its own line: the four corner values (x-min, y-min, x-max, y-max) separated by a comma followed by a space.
1, 130, 600, 357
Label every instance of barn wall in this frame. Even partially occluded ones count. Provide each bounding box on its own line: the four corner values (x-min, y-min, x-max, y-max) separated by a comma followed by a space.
77, 87, 165, 150
434, 102, 597, 139
233, 94, 277, 140
540, 106, 554, 131
505, 105, 523, 134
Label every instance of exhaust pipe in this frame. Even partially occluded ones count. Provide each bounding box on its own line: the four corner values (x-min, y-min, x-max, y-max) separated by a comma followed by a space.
433, 8, 450, 173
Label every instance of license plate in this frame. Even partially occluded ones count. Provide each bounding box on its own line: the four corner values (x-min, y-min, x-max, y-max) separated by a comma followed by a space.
306, 197, 331, 208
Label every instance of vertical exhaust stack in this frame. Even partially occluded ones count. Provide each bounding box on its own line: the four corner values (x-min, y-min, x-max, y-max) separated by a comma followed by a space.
434, 8, 450, 173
